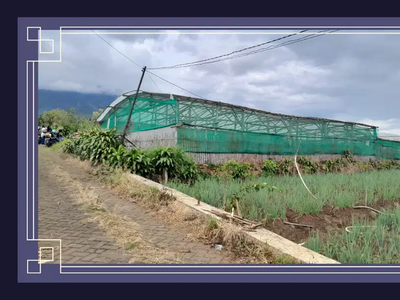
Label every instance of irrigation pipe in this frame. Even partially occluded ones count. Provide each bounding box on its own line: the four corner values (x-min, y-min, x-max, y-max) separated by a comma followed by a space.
352, 205, 394, 215
345, 226, 376, 233
294, 141, 317, 200
283, 221, 314, 228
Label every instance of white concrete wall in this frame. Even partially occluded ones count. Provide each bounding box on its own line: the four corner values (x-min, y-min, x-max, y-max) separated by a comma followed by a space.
125, 126, 177, 149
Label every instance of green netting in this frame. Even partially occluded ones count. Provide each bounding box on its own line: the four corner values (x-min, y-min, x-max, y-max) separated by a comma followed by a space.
100, 96, 177, 133
375, 139, 400, 160
177, 126, 378, 156
98, 92, 400, 159
175, 98, 377, 141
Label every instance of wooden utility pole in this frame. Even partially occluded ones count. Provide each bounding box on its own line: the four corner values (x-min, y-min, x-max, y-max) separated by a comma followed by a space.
121, 66, 147, 145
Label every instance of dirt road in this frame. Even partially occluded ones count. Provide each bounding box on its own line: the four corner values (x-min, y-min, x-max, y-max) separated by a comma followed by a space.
38, 146, 236, 264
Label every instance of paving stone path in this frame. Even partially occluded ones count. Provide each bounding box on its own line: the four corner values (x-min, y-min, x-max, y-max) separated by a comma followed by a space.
38, 147, 236, 264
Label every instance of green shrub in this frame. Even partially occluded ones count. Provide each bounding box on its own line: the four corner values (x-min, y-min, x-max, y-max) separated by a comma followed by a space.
61, 139, 75, 154
70, 128, 119, 164
146, 147, 198, 183
219, 160, 252, 180
343, 149, 354, 162
297, 156, 316, 174
278, 158, 292, 175
125, 148, 154, 178
262, 159, 279, 176
107, 145, 128, 169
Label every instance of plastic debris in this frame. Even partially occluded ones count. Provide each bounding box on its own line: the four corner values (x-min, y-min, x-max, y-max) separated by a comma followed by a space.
215, 244, 224, 250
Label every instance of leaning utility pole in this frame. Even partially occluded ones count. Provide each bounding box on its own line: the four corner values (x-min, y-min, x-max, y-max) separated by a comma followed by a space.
121, 66, 147, 145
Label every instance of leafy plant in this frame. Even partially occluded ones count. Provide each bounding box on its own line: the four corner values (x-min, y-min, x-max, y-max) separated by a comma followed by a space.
61, 139, 75, 154
278, 158, 292, 175
146, 147, 198, 183
297, 156, 316, 174
125, 148, 154, 178
177, 158, 199, 185
218, 160, 252, 180
147, 147, 178, 182
107, 145, 128, 169
71, 128, 119, 165
226, 182, 279, 212
343, 149, 355, 162
262, 159, 279, 176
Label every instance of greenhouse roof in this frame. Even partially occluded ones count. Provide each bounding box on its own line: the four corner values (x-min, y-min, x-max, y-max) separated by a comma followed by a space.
96, 90, 378, 129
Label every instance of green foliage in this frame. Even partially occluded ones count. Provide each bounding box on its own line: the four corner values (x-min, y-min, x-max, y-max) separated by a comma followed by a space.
306, 207, 400, 264
296, 156, 316, 174
177, 157, 199, 185
226, 182, 279, 213
62, 128, 198, 184
343, 149, 354, 162
262, 159, 279, 176
320, 158, 346, 173
278, 158, 292, 175
107, 145, 128, 169
147, 147, 199, 183
92, 108, 104, 121
219, 160, 252, 180
167, 169, 400, 221
39, 108, 99, 138
207, 218, 219, 230
63, 127, 119, 165
61, 139, 75, 154
148, 147, 176, 175
125, 148, 154, 178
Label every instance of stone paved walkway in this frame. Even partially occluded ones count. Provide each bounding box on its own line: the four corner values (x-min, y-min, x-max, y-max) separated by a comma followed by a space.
38, 147, 236, 264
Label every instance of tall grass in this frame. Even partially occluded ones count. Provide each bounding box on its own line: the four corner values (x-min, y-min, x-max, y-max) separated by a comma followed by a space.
166, 170, 400, 220
305, 206, 400, 264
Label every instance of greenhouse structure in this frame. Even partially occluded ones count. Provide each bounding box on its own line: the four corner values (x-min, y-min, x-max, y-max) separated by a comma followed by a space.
96, 90, 400, 163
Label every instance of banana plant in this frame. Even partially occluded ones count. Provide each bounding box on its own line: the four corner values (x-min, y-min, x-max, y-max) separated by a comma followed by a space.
125, 148, 154, 178
107, 145, 127, 169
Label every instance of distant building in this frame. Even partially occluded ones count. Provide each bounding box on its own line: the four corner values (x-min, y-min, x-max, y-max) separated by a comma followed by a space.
97, 90, 400, 163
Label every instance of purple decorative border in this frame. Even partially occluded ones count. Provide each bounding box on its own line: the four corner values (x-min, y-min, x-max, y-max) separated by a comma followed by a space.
18, 17, 400, 283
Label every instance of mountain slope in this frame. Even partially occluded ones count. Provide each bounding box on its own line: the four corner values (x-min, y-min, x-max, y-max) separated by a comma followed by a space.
38, 89, 117, 116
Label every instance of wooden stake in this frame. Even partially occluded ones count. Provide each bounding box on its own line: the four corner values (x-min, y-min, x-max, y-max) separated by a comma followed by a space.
235, 199, 243, 218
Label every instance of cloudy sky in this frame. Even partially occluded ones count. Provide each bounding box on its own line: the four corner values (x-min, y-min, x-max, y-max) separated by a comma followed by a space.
38, 29, 400, 137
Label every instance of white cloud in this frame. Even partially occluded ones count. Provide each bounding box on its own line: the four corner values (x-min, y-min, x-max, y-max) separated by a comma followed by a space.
38, 30, 400, 134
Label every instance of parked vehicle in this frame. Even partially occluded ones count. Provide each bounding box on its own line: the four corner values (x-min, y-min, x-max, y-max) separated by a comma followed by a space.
44, 130, 62, 147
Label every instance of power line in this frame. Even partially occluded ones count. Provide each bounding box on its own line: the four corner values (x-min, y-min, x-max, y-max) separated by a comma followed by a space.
147, 73, 162, 93
92, 30, 161, 94
186, 30, 337, 68
149, 30, 337, 70
147, 71, 206, 99
91, 30, 141, 68
148, 30, 308, 70
92, 30, 206, 99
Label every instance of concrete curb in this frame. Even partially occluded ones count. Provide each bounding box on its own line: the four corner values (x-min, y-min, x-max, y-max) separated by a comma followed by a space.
129, 174, 340, 264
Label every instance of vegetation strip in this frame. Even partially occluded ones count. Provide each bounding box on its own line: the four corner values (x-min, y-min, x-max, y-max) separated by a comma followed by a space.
127, 173, 340, 264
57, 126, 399, 264
305, 206, 400, 264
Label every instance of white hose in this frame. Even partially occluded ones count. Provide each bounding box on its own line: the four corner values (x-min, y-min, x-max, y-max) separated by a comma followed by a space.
345, 225, 376, 233
294, 141, 317, 200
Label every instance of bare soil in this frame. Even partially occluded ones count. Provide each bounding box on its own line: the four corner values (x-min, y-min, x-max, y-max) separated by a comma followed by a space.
264, 198, 400, 244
